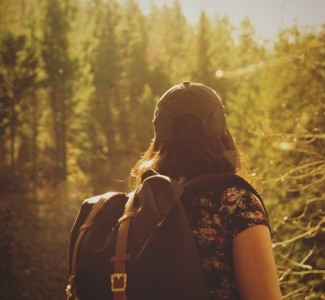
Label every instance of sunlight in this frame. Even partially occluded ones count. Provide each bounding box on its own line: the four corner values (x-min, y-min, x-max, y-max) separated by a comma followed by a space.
131, 0, 325, 39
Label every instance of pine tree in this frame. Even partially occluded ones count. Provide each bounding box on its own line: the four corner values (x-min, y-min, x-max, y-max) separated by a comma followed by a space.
191, 11, 214, 84
117, 0, 149, 160
0, 33, 38, 188
42, 0, 76, 184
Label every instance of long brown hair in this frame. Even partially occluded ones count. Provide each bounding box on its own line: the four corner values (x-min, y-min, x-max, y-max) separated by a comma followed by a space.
130, 129, 245, 189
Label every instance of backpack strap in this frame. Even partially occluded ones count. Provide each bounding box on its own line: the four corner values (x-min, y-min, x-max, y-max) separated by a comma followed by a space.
109, 191, 136, 300
66, 192, 122, 300
110, 173, 183, 300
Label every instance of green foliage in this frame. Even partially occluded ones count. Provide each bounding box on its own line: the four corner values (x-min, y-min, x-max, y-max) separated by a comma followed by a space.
227, 24, 325, 298
191, 11, 213, 84
0, 32, 38, 191
41, 0, 78, 184
0, 1, 324, 299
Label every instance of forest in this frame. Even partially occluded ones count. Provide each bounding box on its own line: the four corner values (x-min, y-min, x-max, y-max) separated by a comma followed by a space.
0, 0, 324, 299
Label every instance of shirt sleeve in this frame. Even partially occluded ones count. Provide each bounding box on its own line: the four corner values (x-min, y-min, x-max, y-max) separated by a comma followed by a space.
222, 187, 270, 236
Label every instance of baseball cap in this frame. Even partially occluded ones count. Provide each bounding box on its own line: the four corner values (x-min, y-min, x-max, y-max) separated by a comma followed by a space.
153, 81, 228, 141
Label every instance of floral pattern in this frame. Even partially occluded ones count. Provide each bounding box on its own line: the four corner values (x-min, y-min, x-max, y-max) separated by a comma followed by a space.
183, 186, 270, 300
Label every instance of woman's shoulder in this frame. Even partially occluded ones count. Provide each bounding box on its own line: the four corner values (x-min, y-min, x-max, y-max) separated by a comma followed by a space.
220, 186, 263, 208
218, 186, 270, 235
186, 183, 270, 233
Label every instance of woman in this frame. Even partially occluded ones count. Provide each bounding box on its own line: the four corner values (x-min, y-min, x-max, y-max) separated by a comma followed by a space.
130, 81, 282, 299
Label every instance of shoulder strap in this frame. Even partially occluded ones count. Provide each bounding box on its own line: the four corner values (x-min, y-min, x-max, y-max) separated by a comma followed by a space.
110, 191, 136, 300
110, 174, 183, 300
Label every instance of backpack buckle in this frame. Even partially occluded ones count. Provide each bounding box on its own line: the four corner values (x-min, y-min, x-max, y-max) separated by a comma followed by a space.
66, 284, 73, 299
111, 273, 127, 292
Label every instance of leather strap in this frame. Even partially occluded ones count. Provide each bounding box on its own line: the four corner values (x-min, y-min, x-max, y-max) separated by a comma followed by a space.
110, 191, 136, 300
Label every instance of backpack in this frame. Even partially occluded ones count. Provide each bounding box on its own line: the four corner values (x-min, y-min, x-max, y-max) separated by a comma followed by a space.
66, 171, 268, 300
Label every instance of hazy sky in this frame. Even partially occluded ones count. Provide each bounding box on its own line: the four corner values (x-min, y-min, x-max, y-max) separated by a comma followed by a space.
129, 0, 325, 39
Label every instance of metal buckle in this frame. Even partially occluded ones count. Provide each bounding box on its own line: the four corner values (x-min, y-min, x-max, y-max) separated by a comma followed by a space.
66, 284, 73, 299
111, 273, 127, 292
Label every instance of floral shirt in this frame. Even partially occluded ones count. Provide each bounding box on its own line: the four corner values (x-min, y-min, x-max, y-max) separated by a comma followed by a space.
182, 186, 270, 300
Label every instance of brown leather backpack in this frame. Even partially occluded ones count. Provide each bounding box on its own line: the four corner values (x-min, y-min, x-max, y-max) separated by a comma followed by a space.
67, 171, 267, 300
